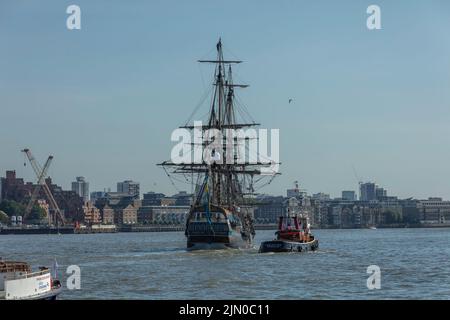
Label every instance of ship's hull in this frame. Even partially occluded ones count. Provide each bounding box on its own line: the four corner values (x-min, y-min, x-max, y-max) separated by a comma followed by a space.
259, 239, 319, 253
187, 233, 252, 251
27, 287, 62, 300
185, 207, 254, 251
1, 283, 62, 300
187, 232, 252, 250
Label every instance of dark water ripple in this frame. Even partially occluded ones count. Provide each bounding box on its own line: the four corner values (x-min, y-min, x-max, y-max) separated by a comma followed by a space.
1, 228, 449, 299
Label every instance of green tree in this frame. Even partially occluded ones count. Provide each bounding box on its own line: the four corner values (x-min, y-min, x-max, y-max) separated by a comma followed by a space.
29, 205, 47, 221
0, 200, 26, 217
0, 200, 47, 223
0, 210, 9, 223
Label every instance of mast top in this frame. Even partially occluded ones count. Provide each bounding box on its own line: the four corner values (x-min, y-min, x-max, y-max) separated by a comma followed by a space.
198, 38, 242, 64
217, 38, 222, 51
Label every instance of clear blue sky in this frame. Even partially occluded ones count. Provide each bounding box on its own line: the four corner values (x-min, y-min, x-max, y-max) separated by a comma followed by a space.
1, 0, 450, 199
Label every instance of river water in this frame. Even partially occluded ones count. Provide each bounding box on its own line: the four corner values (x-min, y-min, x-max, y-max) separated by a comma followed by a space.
1, 228, 449, 299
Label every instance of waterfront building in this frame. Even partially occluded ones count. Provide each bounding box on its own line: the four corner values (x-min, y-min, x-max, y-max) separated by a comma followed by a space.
379, 196, 399, 205
116, 204, 138, 225
360, 182, 376, 201
142, 192, 166, 206
90, 191, 107, 203
117, 180, 140, 199
94, 192, 141, 226
287, 188, 300, 198
0, 170, 30, 202
71, 177, 89, 202
375, 187, 387, 200
399, 198, 420, 223
98, 204, 114, 225
312, 193, 330, 202
254, 196, 285, 224
137, 206, 153, 224
172, 191, 193, 206
161, 197, 177, 206
82, 201, 101, 225
312, 203, 330, 226
342, 190, 357, 201
138, 205, 190, 225
312, 198, 403, 228
417, 198, 450, 224
331, 206, 342, 227
95, 192, 135, 208
44, 177, 84, 222
331, 205, 357, 228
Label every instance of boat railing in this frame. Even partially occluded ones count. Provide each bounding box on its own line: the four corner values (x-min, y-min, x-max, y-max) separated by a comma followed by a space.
4, 269, 50, 281
0, 261, 31, 273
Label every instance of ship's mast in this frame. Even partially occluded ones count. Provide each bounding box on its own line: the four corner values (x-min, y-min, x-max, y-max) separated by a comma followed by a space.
159, 39, 279, 212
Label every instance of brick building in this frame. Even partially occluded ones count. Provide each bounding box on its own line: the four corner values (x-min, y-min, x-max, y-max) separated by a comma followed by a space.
82, 201, 102, 225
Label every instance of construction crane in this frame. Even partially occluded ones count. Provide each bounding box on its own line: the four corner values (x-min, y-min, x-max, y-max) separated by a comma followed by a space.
23, 155, 53, 224
22, 148, 65, 226
352, 165, 364, 200
352, 165, 363, 186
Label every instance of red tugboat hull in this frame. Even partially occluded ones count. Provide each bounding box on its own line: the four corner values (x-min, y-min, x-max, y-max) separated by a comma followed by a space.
259, 213, 319, 253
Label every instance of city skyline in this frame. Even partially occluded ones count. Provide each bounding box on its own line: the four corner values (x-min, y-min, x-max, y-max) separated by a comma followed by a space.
0, 169, 444, 203
1, 1, 450, 199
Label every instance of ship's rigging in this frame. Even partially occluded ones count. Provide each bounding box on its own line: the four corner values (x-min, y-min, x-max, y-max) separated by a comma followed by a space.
159, 39, 280, 212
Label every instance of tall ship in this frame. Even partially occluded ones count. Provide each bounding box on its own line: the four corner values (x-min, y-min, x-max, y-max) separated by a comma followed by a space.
159, 39, 279, 250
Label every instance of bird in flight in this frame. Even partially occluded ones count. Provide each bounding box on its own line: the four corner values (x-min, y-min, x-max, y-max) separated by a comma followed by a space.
288, 98, 293, 104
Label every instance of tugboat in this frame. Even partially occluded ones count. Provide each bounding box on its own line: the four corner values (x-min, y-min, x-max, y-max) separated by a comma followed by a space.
0, 259, 62, 300
259, 212, 319, 253
159, 39, 280, 250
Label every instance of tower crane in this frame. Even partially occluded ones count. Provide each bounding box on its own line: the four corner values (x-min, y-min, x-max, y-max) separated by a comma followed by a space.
22, 148, 65, 226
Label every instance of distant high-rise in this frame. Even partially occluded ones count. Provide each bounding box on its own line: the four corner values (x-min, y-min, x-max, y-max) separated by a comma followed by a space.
287, 188, 300, 198
142, 192, 166, 206
360, 182, 376, 201
71, 176, 89, 202
375, 187, 387, 200
342, 190, 357, 201
312, 193, 330, 201
117, 180, 140, 199
172, 191, 193, 206
90, 191, 107, 203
